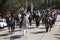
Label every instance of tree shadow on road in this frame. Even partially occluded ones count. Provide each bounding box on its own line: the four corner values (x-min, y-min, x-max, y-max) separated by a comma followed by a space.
0, 29, 4, 31
28, 27, 35, 29
0, 33, 9, 36
56, 20, 60, 22
54, 34, 60, 36
54, 34, 60, 40
15, 30, 21, 32
55, 37, 60, 40
4, 35, 22, 40
31, 31, 46, 34
10, 35, 22, 40
39, 27, 46, 29
0, 29, 7, 32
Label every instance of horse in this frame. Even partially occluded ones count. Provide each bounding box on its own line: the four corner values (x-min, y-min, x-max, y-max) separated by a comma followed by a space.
51, 11, 57, 26
35, 15, 40, 28
35, 10, 42, 28
6, 13, 15, 34
42, 11, 57, 33
28, 15, 33, 25
16, 13, 29, 36
19, 14, 29, 36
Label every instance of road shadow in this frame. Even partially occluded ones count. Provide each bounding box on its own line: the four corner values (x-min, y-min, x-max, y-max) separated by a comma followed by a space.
0, 29, 7, 32
10, 35, 22, 40
31, 31, 46, 34
15, 30, 20, 32
28, 27, 35, 29
54, 34, 60, 40
56, 20, 60, 22
54, 34, 60, 36
0, 29, 4, 31
55, 37, 60, 40
0, 33, 9, 36
4, 35, 22, 40
39, 27, 45, 29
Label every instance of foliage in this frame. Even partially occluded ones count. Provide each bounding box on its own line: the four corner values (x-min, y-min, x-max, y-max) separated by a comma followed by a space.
0, 0, 60, 13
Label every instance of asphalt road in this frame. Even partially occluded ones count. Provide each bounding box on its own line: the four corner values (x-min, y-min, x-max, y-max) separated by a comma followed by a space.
0, 15, 60, 40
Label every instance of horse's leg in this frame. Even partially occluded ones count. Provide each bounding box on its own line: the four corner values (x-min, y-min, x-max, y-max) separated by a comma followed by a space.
21, 28, 24, 36
13, 25, 15, 33
30, 20, 31, 25
23, 29, 26, 36
50, 23, 52, 31
29, 18, 32, 25
42, 18, 45, 25
52, 18, 56, 25
11, 25, 15, 34
19, 24, 22, 31
46, 24, 49, 33
11, 26, 13, 34
19, 24, 24, 36
21, 26, 27, 36
36, 21, 37, 28
8, 24, 10, 34
8, 26, 10, 34
19, 25, 24, 36
36, 21, 39, 28
24, 27, 28, 36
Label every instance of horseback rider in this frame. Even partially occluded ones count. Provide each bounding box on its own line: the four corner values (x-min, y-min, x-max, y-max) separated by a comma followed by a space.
28, 14, 33, 25
35, 10, 41, 28
6, 11, 15, 34
51, 9, 57, 25
18, 7, 29, 36
42, 9, 51, 33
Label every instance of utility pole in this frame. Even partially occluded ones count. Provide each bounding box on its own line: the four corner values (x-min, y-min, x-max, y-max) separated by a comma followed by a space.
25, 0, 28, 13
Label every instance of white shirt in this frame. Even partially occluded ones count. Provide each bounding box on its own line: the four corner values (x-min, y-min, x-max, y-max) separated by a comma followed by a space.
18, 13, 21, 18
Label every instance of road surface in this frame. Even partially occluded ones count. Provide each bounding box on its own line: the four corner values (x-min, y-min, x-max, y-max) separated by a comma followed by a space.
0, 15, 60, 40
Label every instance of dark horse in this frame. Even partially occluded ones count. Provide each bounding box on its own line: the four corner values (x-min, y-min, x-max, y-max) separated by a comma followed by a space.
43, 14, 52, 33
43, 13, 57, 33
6, 13, 15, 34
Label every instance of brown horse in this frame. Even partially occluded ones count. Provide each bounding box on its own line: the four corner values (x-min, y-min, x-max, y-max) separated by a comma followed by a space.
6, 13, 15, 34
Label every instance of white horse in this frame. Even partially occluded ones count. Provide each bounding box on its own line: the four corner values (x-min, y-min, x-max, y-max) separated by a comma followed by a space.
17, 10, 30, 36
19, 13, 29, 36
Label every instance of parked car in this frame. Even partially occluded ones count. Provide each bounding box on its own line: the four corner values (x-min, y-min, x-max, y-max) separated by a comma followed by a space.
0, 19, 7, 29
